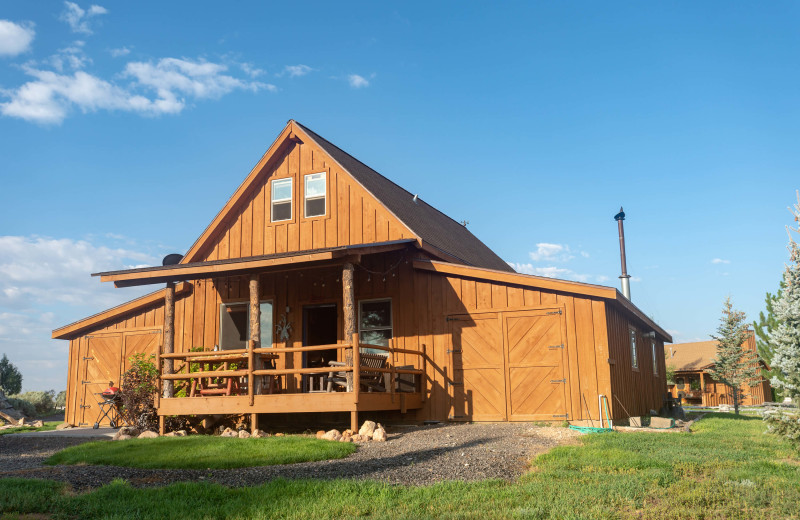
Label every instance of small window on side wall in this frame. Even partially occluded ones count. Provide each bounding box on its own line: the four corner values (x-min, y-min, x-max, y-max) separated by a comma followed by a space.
271, 178, 292, 222
305, 172, 326, 217
651, 339, 658, 375
629, 328, 638, 369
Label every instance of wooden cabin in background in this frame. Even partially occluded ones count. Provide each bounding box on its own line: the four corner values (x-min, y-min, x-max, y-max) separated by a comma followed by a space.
53, 120, 671, 433
665, 333, 771, 406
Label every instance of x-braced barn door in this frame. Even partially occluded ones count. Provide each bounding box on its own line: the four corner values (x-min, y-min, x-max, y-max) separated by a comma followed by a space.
504, 309, 568, 421
448, 313, 507, 421
448, 308, 569, 422
79, 333, 122, 427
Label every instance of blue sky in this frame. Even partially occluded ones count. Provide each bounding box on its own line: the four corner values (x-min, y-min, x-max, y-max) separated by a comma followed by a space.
1, 1, 799, 391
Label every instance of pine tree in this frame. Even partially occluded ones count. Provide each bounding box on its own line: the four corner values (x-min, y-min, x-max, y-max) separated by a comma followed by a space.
0, 354, 23, 395
753, 283, 785, 400
770, 193, 800, 403
707, 298, 761, 415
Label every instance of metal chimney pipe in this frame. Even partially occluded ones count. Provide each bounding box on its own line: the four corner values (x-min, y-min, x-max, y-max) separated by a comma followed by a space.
614, 207, 631, 300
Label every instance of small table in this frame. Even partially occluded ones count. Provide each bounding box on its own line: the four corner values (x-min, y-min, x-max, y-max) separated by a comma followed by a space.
189, 352, 279, 397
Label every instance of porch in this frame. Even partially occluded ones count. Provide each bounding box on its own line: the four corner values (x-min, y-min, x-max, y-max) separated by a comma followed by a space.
155, 335, 426, 433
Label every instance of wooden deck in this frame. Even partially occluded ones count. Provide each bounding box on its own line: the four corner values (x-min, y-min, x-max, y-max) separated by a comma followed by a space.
158, 391, 423, 416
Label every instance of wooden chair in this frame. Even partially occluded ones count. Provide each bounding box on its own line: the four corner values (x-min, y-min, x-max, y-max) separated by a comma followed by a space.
326, 351, 389, 392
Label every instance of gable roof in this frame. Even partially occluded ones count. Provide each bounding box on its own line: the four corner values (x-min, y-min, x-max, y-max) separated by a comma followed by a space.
295, 123, 513, 272
666, 334, 765, 372
179, 120, 512, 271
666, 341, 719, 371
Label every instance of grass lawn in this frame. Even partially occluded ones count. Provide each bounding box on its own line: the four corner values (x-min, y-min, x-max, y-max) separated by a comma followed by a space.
45, 435, 357, 469
1, 414, 799, 519
0, 421, 59, 436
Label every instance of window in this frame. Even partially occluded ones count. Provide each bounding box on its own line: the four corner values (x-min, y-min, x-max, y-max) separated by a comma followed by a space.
219, 301, 273, 350
271, 178, 292, 222
304, 172, 326, 217
651, 339, 658, 375
359, 299, 392, 354
629, 328, 638, 369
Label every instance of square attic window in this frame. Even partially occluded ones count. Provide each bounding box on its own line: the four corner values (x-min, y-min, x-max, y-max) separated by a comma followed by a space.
271, 178, 292, 222
305, 172, 326, 218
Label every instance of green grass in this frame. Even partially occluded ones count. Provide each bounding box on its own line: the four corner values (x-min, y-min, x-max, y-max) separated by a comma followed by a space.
1, 414, 799, 519
45, 435, 357, 469
0, 421, 59, 436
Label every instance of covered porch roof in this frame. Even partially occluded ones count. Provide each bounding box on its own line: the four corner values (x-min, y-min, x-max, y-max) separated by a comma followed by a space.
93, 239, 417, 288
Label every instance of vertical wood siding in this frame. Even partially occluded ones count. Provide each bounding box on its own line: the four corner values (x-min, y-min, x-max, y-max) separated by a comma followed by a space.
63, 248, 667, 424
605, 305, 667, 419
194, 141, 414, 262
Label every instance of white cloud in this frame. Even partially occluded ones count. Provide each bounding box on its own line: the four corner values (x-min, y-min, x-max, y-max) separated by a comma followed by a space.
60, 2, 108, 35
711, 258, 730, 264
0, 20, 35, 57
512, 263, 602, 283
528, 243, 574, 262
48, 41, 90, 72
0, 235, 155, 307
284, 64, 312, 77
109, 46, 130, 57
596, 275, 610, 283
348, 74, 370, 88
0, 235, 157, 391
1, 57, 271, 124
240, 62, 264, 78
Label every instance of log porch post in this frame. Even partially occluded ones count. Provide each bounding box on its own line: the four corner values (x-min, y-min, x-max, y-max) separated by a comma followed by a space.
249, 275, 262, 395
343, 262, 358, 431
163, 281, 175, 399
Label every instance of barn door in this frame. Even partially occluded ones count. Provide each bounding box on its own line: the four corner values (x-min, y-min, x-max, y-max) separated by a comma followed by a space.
79, 333, 122, 426
449, 313, 507, 421
504, 310, 568, 421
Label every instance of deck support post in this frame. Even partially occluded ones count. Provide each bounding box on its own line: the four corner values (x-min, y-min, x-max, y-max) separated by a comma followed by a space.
251, 413, 258, 435
163, 281, 175, 399
343, 263, 355, 339
350, 410, 358, 433
249, 275, 262, 395
159, 415, 165, 436
699, 371, 706, 406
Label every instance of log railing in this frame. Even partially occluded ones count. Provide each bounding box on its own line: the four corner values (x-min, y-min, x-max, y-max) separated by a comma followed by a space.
155, 334, 427, 407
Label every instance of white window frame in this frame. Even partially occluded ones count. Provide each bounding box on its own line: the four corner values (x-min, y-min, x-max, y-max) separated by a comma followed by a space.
271, 178, 293, 222
651, 338, 658, 375
219, 300, 274, 349
358, 298, 393, 352
629, 328, 639, 369
304, 172, 327, 218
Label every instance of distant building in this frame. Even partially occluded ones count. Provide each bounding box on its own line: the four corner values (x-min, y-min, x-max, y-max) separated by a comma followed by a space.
665, 332, 771, 406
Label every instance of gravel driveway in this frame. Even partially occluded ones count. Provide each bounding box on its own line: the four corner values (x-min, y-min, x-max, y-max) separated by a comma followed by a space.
0, 423, 581, 490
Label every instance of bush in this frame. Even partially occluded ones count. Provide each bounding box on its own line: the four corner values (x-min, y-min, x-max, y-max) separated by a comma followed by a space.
55, 390, 66, 409
8, 390, 57, 417
6, 396, 36, 417
762, 408, 800, 447
120, 354, 159, 432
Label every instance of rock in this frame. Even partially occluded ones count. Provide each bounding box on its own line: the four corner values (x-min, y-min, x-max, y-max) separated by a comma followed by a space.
29, 420, 43, 428
343, 429, 353, 436
238, 430, 251, 439
174, 430, 187, 437
118, 426, 140, 437
372, 427, 387, 442
56, 423, 73, 430
253, 430, 270, 438
322, 429, 342, 441
220, 427, 237, 438
649, 417, 674, 429
137, 431, 158, 439
340, 433, 352, 443
628, 417, 642, 428
0, 390, 25, 423
359, 420, 376, 438
316, 430, 326, 439
275, 432, 285, 437
350, 434, 366, 442
719, 404, 732, 412
115, 434, 132, 441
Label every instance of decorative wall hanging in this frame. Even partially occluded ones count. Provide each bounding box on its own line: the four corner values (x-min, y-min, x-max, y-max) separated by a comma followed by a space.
276, 313, 292, 341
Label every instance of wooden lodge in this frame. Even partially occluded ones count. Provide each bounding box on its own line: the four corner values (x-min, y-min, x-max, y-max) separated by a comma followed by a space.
666, 333, 772, 406
53, 120, 672, 433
